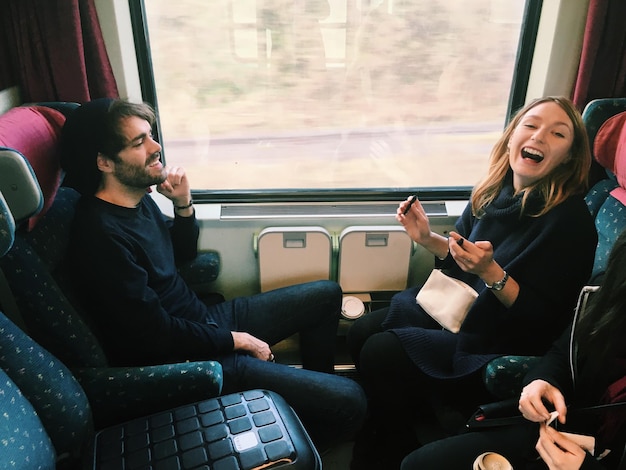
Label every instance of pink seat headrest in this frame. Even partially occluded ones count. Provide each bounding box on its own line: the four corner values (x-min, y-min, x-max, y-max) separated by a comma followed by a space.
0, 106, 66, 230
594, 110, 626, 205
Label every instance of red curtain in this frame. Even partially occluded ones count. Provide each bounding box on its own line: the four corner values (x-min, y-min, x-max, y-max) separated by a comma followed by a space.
0, 23, 18, 90
573, 0, 626, 109
0, 0, 118, 102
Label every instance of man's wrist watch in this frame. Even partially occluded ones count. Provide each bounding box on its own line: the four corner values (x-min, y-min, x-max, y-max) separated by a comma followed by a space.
485, 271, 509, 291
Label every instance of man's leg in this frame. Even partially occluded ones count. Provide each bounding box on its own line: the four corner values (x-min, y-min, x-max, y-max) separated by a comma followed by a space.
218, 353, 367, 452
210, 280, 342, 373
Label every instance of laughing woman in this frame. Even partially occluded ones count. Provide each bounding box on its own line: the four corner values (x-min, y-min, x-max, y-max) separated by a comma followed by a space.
347, 96, 598, 468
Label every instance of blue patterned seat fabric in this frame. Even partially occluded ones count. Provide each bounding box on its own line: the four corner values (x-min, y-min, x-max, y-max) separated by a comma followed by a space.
0, 125, 223, 467
1, 195, 56, 468
1, 183, 69, 468
0, 306, 225, 469
483, 98, 626, 400
0, 367, 56, 470
0, 310, 90, 468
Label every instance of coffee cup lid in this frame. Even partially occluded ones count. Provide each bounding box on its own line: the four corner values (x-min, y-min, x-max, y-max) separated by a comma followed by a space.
341, 296, 365, 319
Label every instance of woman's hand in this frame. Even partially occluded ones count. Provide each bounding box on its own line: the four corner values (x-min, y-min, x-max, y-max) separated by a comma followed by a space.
448, 232, 494, 276
536, 424, 587, 470
519, 380, 568, 424
449, 231, 519, 307
397, 196, 448, 258
232, 331, 274, 361
396, 196, 432, 245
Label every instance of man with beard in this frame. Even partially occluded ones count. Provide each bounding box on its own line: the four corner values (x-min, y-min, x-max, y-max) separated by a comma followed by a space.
60, 98, 366, 452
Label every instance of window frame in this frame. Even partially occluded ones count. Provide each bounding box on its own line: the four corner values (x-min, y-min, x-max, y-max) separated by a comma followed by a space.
128, 0, 542, 204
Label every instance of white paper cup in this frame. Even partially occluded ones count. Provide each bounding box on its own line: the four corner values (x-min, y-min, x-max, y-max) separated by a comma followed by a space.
472, 452, 513, 470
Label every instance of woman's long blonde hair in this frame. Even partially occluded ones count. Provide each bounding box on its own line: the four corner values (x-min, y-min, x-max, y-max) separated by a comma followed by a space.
471, 96, 591, 217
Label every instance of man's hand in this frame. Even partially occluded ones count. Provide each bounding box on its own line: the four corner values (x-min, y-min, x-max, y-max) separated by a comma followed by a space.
232, 331, 274, 361
157, 166, 191, 207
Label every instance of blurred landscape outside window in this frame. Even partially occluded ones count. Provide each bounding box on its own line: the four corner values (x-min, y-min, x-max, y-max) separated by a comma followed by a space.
143, 0, 526, 191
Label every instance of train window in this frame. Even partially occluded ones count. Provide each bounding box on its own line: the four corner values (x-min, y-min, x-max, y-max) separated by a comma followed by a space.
138, 0, 528, 193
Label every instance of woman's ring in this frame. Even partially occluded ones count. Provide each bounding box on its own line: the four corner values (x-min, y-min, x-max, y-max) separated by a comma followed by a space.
269, 353, 275, 362
465, 258, 471, 263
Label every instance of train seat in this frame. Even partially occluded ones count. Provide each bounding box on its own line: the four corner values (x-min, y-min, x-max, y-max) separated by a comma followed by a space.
0, 105, 224, 429
483, 97, 626, 400
0, 311, 95, 468
0, 176, 97, 467
584, 102, 626, 283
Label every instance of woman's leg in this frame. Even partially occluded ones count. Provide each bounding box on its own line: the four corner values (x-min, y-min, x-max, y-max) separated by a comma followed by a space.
401, 423, 539, 469
359, 331, 434, 423
351, 331, 429, 469
346, 307, 389, 369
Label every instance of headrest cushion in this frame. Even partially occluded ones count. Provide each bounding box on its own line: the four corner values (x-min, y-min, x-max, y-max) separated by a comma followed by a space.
0, 149, 43, 224
594, 110, 626, 204
0, 106, 66, 230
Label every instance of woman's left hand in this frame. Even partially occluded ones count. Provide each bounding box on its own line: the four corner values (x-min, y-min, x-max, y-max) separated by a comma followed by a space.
450, 231, 519, 306
536, 424, 586, 470
449, 231, 494, 277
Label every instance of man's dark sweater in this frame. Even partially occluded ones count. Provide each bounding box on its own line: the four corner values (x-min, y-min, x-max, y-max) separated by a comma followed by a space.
69, 194, 233, 365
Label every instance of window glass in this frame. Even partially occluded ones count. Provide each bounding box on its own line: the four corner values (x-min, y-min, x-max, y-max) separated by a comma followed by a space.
143, 0, 526, 191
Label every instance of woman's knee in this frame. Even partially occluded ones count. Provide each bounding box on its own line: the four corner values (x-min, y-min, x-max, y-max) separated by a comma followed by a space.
400, 433, 484, 469
401, 443, 447, 469
401, 426, 533, 469
359, 331, 408, 375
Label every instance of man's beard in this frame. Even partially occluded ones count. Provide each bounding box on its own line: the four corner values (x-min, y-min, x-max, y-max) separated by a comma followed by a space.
114, 158, 167, 189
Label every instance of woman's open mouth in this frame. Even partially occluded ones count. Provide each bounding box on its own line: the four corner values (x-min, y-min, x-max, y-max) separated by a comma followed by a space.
521, 147, 544, 163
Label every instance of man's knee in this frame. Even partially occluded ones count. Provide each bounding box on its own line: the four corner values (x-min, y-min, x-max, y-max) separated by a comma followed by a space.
299, 280, 342, 315
310, 279, 342, 299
